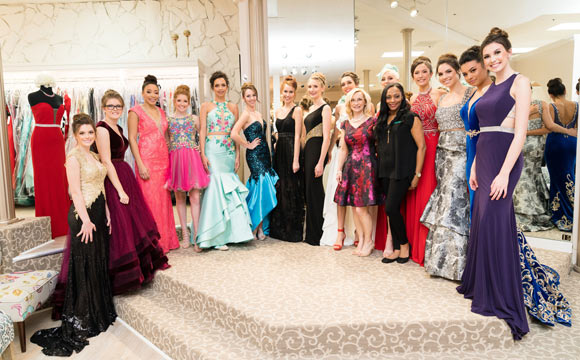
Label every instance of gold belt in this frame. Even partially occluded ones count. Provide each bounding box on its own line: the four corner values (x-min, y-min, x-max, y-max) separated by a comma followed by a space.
305, 123, 323, 144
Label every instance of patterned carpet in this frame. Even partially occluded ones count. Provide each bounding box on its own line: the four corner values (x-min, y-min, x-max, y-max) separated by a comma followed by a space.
114, 239, 579, 360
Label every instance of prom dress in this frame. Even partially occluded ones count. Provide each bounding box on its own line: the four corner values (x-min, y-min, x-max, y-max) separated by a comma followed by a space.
460, 91, 481, 216
404, 90, 439, 265
32, 148, 116, 356
457, 73, 529, 340
130, 105, 179, 252
269, 107, 305, 242
196, 101, 254, 248
243, 120, 279, 233
421, 89, 471, 280
544, 102, 577, 232
92, 121, 169, 295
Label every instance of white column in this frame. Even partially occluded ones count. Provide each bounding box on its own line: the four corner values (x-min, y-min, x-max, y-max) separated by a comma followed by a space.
0, 47, 17, 224
401, 28, 413, 90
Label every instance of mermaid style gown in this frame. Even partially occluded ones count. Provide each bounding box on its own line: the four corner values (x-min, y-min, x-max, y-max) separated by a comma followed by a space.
457, 73, 529, 340
270, 106, 305, 242
460, 91, 481, 216
93, 121, 169, 295
404, 90, 439, 265
545, 102, 577, 232
513, 100, 553, 231
421, 89, 471, 280
32, 148, 116, 356
243, 120, 279, 233
196, 101, 254, 248
130, 105, 179, 253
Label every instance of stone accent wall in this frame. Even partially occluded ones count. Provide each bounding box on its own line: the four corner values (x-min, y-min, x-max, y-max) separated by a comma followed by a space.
0, 0, 241, 101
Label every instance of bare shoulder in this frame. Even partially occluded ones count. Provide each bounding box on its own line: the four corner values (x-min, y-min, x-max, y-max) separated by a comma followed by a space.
514, 73, 530, 87
227, 102, 238, 113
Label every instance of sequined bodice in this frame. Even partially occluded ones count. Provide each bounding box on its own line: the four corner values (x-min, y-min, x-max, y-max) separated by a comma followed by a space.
207, 101, 234, 133
304, 104, 327, 143
411, 92, 438, 133
244, 121, 274, 180
435, 89, 471, 131
67, 147, 107, 208
168, 115, 199, 152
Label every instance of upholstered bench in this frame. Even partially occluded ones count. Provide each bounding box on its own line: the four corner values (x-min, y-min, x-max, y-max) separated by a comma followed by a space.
0, 310, 14, 360
0, 270, 59, 352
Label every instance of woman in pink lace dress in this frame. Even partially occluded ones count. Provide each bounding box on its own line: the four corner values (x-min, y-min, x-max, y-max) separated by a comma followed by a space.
128, 75, 179, 253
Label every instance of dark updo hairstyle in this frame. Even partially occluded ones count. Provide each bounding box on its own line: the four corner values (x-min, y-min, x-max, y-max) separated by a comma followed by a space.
576, 77, 579, 93
142, 75, 159, 91
547, 78, 566, 97
210, 71, 229, 88
340, 71, 360, 86
437, 53, 460, 74
299, 95, 312, 112
72, 113, 95, 135
376, 82, 410, 133
101, 89, 125, 108
411, 56, 433, 75
459, 45, 483, 66
481, 27, 512, 53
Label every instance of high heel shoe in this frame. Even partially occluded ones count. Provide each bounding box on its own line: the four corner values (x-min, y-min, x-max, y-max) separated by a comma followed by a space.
334, 228, 345, 250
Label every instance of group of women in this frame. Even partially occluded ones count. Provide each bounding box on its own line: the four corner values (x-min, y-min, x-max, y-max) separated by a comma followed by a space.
29, 26, 577, 355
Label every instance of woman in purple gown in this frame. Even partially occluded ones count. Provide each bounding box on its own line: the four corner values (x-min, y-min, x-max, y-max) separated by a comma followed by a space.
94, 90, 169, 295
457, 28, 530, 340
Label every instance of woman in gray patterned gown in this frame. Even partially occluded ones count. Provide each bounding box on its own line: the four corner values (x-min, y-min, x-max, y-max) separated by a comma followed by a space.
513, 100, 576, 231
421, 53, 471, 281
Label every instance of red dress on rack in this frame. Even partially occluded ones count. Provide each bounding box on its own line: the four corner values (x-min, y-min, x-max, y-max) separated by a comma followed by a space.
404, 91, 438, 266
30, 101, 71, 238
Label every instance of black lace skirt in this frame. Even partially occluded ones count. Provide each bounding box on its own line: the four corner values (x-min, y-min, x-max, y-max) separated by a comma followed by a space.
269, 133, 305, 242
31, 194, 117, 356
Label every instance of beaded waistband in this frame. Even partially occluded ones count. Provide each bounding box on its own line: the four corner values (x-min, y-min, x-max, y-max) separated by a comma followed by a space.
467, 126, 515, 138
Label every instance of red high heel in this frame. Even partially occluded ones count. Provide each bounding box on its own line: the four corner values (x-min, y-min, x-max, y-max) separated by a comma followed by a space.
333, 228, 345, 250
353, 229, 359, 247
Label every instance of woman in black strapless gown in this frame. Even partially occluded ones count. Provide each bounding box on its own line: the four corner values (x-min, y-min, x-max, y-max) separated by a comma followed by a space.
303, 73, 332, 245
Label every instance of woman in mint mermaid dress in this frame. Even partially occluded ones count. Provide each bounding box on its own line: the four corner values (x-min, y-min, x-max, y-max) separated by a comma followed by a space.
196, 71, 254, 250
231, 83, 278, 239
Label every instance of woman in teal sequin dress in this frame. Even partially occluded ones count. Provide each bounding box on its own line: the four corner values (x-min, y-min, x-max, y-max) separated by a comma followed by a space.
197, 71, 254, 250
231, 83, 278, 239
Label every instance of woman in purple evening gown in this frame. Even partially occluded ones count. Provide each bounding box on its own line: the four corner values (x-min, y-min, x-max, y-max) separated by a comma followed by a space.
457, 28, 530, 340
94, 90, 169, 295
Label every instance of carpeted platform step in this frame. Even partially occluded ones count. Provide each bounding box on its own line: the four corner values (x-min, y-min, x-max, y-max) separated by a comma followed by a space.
114, 286, 270, 360
140, 240, 517, 358
533, 247, 572, 280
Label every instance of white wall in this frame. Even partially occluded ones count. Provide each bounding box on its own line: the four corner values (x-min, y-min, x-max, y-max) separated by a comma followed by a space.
0, 0, 241, 101
512, 38, 575, 103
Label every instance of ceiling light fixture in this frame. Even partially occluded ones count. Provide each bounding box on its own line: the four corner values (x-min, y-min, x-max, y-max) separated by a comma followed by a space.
410, 1, 418, 17
382, 50, 424, 58
390, 0, 398, 8
291, 68, 297, 75
548, 23, 580, 31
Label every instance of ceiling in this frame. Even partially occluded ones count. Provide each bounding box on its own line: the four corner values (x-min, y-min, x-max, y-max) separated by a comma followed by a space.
268, 0, 580, 96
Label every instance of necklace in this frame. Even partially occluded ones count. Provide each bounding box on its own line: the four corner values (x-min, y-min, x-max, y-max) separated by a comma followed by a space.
418, 87, 431, 95
40, 89, 55, 97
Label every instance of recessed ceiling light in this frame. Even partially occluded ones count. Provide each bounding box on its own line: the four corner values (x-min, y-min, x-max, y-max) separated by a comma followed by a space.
512, 47, 536, 54
381, 51, 424, 58
548, 23, 580, 31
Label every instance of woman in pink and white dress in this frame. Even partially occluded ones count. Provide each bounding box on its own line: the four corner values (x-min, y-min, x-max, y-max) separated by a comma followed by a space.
166, 85, 210, 251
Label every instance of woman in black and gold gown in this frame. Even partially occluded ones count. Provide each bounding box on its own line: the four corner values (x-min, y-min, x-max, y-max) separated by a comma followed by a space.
303, 72, 332, 245
31, 114, 116, 356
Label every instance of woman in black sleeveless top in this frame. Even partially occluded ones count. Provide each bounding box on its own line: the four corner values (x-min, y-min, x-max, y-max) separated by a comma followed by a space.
270, 76, 305, 242
303, 73, 332, 245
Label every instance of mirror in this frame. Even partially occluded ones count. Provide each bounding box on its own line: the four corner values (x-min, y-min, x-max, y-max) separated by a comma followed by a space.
268, 0, 580, 250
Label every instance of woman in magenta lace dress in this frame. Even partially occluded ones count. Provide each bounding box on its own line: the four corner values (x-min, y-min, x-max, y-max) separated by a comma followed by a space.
128, 75, 179, 253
